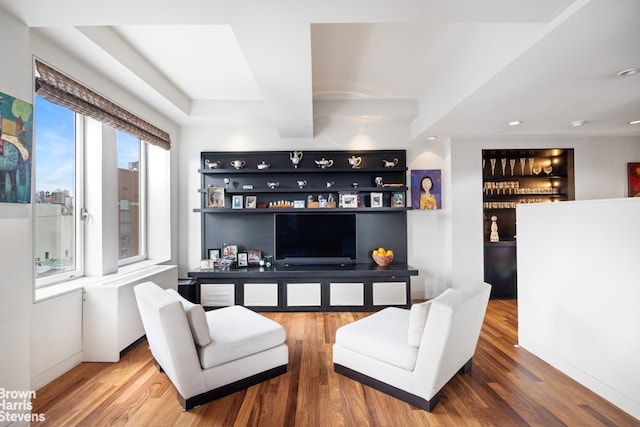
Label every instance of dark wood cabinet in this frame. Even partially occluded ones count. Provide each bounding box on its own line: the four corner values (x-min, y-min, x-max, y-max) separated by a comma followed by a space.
190, 150, 418, 311
481, 148, 574, 298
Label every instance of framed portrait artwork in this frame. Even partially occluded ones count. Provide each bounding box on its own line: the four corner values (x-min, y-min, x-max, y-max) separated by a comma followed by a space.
370, 192, 383, 208
232, 195, 243, 209
245, 195, 257, 208
206, 186, 225, 208
628, 163, 640, 197
411, 170, 442, 210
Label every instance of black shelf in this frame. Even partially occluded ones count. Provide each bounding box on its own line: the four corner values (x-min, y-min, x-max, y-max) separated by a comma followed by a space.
199, 167, 408, 174
194, 207, 410, 213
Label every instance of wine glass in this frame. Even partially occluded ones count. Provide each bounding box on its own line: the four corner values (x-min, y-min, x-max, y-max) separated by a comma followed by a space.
509, 159, 516, 175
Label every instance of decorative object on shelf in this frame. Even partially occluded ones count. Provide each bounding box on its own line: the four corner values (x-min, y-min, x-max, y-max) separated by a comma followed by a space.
242, 184, 254, 189
222, 244, 238, 262
520, 158, 526, 175
352, 182, 359, 189
290, 150, 303, 168
501, 158, 507, 176
267, 181, 280, 189
246, 250, 262, 265
411, 170, 441, 210
224, 177, 230, 189
327, 193, 336, 208
216, 257, 234, 270
232, 195, 243, 209
382, 158, 399, 168
348, 155, 362, 168
205, 159, 221, 169
490, 216, 499, 242
510, 159, 516, 176
319, 195, 327, 208
297, 180, 307, 188
257, 161, 270, 170
206, 186, 225, 208
372, 247, 394, 267
293, 200, 305, 208
391, 192, 405, 208
208, 248, 221, 261
490, 158, 497, 176
370, 192, 383, 208
270, 201, 293, 208
315, 158, 334, 168
375, 176, 383, 187
237, 252, 249, 267
230, 160, 246, 169
543, 165, 553, 175
245, 195, 257, 209
627, 162, 640, 197
533, 166, 542, 175
326, 181, 334, 188
339, 193, 359, 208
200, 259, 215, 270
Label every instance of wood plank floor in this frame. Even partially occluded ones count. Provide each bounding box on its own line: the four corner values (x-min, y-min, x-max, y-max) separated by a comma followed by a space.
31, 300, 639, 426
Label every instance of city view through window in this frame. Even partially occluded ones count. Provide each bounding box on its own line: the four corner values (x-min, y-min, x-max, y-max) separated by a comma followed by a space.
34, 96, 141, 281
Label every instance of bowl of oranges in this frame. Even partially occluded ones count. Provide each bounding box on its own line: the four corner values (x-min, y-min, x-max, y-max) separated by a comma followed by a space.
372, 247, 394, 267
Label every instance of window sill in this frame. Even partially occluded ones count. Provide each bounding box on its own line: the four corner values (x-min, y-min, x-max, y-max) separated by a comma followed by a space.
34, 259, 174, 302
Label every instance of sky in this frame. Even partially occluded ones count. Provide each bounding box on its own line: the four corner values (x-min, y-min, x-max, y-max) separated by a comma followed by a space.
34, 96, 139, 197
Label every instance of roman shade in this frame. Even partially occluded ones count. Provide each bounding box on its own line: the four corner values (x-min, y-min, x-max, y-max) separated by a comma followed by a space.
34, 59, 171, 150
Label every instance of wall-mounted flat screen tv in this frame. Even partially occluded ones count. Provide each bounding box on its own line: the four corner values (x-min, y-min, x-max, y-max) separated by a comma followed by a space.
274, 213, 356, 264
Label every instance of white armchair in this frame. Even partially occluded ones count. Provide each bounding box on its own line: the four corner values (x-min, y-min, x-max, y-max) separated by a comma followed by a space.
134, 281, 288, 410
333, 281, 491, 411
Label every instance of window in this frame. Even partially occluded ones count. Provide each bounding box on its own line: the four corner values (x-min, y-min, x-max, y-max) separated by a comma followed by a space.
117, 131, 145, 264
34, 96, 82, 283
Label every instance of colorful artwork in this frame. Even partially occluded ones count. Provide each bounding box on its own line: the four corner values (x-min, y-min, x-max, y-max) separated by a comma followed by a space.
411, 169, 442, 210
628, 163, 640, 197
0, 92, 32, 203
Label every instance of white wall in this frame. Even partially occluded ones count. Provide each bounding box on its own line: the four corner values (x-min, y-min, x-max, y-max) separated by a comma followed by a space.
517, 198, 640, 419
0, 10, 33, 426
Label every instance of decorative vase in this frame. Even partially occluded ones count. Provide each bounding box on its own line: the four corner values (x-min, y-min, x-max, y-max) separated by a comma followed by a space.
490, 216, 499, 242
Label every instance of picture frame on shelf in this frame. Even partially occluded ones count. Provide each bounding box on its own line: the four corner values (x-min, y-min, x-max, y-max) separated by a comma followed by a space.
293, 200, 305, 208
370, 192, 383, 208
208, 248, 221, 261
237, 252, 249, 267
222, 244, 238, 262
411, 169, 442, 210
206, 186, 225, 208
232, 195, 243, 209
246, 250, 262, 265
628, 162, 640, 197
391, 192, 405, 208
245, 195, 257, 208
339, 192, 358, 208
200, 259, 215, 270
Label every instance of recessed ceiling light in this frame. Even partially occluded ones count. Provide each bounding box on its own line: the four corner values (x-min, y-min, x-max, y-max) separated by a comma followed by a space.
508, 121, 521, 126
427, 136, 437, 140
570, 120, 587, 127
629, 120, 640, 125
617, 68, 640, 77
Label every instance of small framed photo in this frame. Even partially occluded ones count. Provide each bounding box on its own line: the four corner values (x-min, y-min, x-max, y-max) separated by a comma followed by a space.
245, 195, 257, 209
237, 252, 249, 267
222, 244, 238, 262
391, 192, 405, 208
340, 193, 359, 208
246, 250, 262, 265
208, 248, 221, 261
206, 186, 225, 208
200, 259, 215, 270
232, 195, 243, 209
293, 200, 305, 208
370, 192, 383, 208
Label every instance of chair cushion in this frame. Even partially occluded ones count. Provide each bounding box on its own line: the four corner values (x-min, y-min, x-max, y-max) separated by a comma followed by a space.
335, 307, 418, 371
198, 305, 287, 369
165, 289, 212, 347
407, 300, 432, 347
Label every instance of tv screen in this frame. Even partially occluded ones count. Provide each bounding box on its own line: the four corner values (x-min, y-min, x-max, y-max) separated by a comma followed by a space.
275, 213, 356, 262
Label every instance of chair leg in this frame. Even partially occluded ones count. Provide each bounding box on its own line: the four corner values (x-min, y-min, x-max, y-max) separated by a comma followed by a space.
460, 358, 472, 374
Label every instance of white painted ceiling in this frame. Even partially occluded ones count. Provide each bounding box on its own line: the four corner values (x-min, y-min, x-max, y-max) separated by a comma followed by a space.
3, 0, 639, 140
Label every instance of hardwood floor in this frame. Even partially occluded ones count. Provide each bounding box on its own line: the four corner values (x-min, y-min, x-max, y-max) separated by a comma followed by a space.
32, 300, 638, 426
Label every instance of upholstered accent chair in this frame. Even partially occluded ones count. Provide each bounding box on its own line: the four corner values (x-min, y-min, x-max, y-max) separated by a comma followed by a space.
333, 281, 491, 411
134, 281, 288, 410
